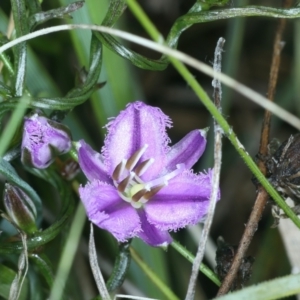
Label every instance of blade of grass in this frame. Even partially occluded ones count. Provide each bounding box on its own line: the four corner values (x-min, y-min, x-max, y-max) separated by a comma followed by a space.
49, 200, 86, 300
130, 247, 180, 300
0, 96, 29, 157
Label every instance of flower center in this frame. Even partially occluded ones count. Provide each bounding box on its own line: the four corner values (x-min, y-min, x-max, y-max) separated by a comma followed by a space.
112, 145, 184, 208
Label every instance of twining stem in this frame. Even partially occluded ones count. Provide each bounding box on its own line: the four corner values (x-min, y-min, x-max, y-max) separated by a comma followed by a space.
217, 0, 292, 296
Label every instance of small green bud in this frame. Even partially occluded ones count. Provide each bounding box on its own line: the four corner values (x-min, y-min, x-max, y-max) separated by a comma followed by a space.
3, 183, 38, 234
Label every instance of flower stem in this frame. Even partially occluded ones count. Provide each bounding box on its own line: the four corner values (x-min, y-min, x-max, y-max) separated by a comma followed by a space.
49, 202, 86, 300
130, 247, 180, 300
171, 241, 221, 287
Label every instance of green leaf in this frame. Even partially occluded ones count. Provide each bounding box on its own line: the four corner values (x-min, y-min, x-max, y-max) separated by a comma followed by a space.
29, 1, 85, 30
0, 96, 29, 157
214, 273, 300, 300
11, 0, 29, 96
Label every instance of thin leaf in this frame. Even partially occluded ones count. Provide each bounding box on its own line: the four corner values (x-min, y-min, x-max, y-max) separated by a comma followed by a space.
29, 1, 85, 30
48, 202, 86, 300
0, 96, 29, 157
11, 0, 29, 96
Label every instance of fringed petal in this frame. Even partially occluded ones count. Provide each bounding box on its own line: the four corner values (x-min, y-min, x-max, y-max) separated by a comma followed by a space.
102, 101, 172, 180
145, 169, 218, 231
165, 129, 207, 172
77, 140, 111, 183
137, 209, 172, 247
79, 181, 141, 242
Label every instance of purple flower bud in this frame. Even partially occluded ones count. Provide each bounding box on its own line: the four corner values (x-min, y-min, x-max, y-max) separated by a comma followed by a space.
21, 114, 72, 169
4, 183, 37, 233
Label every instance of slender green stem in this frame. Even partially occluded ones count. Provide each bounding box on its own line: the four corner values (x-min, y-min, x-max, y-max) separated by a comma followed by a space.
127, 0, 162, 42
130, 247, 180, 300
29, 254, 54, 288
0, 96, 29, 157
0, 52, 14, 75
69, 144, 79, 162
171, 241, 221, 287
49, 202, 86, 300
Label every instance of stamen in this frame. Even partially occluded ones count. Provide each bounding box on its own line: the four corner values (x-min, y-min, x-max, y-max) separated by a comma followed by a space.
134, 158, 154, 176
145, 163, 185, 189
112, 159, 126, 181
132, 188, 148, 202
115, 149, 184, 208
143, 184, 166, 200
117, 172, 135, 193
126, 144, 148, 171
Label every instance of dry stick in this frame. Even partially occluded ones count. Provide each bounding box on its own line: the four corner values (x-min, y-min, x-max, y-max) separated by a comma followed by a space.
185, 37, 225, 300
89, 223, 111, 300
216, 0, 292, 296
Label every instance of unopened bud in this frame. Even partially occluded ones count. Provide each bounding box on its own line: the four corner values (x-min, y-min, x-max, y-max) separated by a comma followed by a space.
21, 113, 72, 169
4, 183, 37, 233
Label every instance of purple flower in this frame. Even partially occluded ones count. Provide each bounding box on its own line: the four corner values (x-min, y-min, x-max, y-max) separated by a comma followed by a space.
78, 101, 218, 247
21, 113, 72, 169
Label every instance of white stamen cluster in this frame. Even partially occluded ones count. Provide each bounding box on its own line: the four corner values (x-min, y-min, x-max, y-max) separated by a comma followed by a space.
112, 144, 183, 208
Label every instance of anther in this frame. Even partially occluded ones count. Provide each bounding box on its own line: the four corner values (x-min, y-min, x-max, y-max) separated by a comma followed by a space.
126, 144, 148, 171
112, 159, 126, 181
132, 189, 148, 202
134, 158, 154, 176
117, 172, 135, 193
143, 184, 165, 200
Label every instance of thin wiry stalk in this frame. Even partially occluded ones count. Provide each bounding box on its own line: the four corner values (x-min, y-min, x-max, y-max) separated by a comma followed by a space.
48, 202, 86, 300
89, 223, 111, 300
9, 231, 28, 300
185, 37, 225, 300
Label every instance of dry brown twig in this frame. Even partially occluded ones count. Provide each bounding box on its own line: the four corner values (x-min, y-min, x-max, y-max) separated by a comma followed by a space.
216, 0, 292, 296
